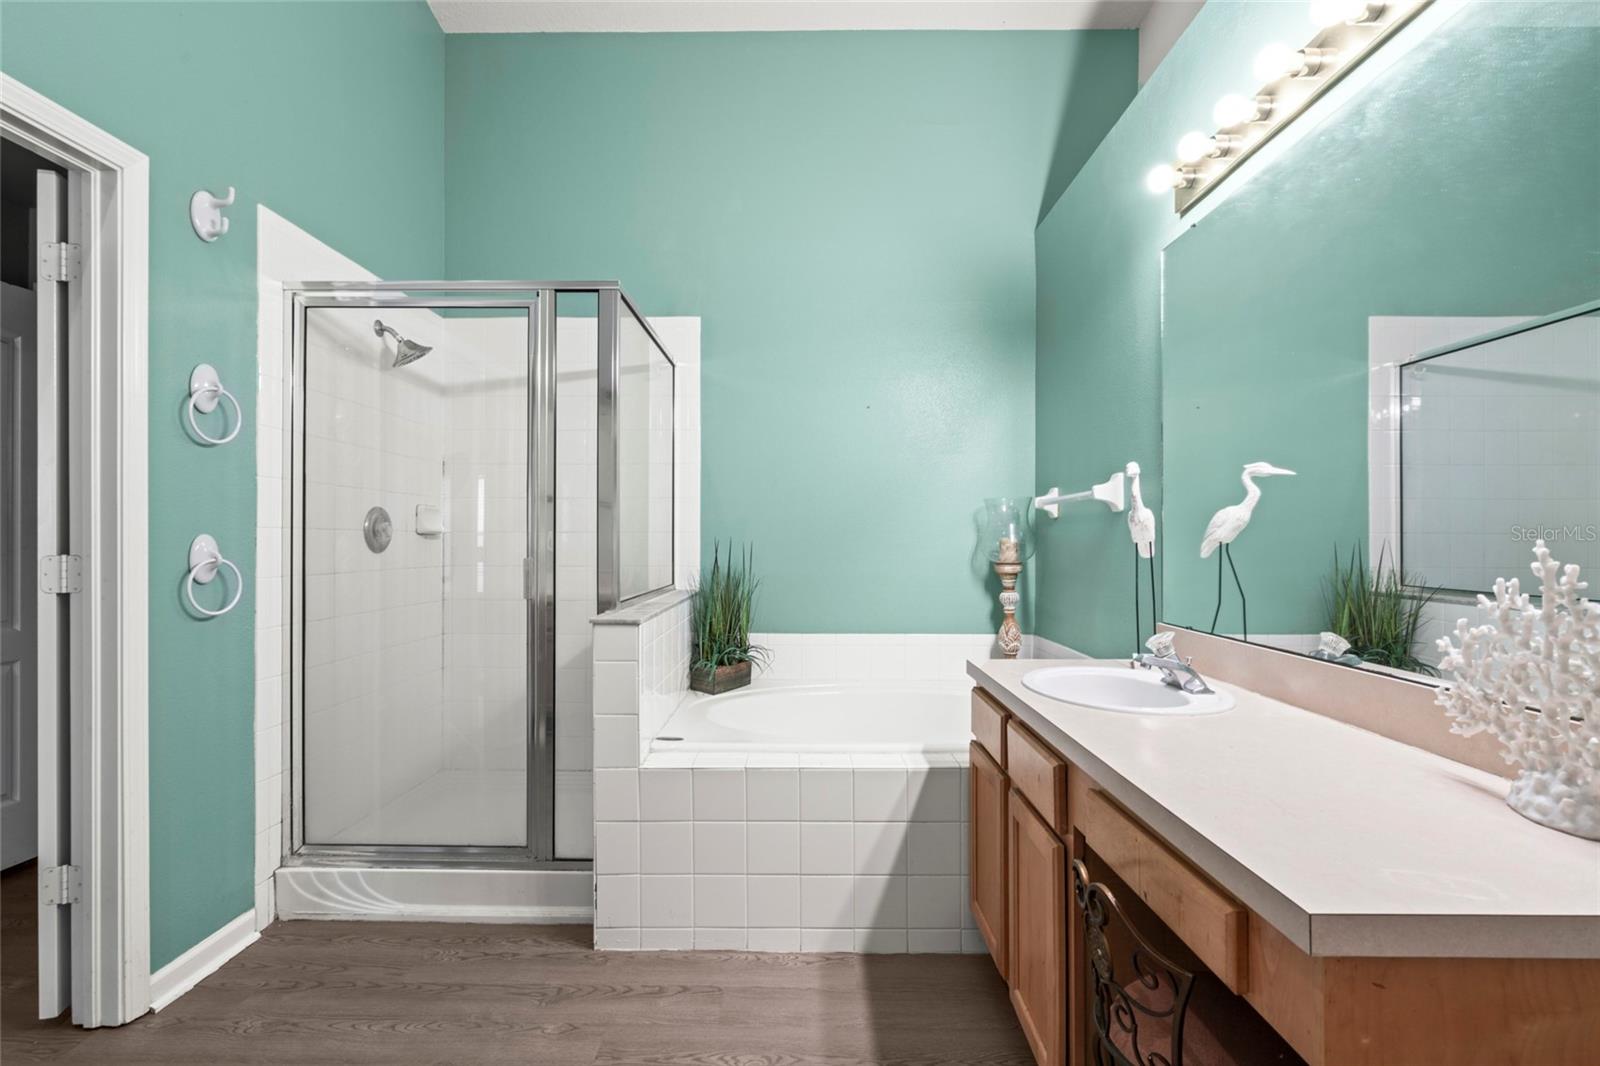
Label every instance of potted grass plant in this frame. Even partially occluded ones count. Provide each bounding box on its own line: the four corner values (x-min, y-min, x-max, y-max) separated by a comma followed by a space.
1324, 543, 1440, 676
690, 542, 766, 694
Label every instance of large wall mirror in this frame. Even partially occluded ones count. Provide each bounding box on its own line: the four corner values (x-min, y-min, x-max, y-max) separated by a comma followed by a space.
1159, 0, 1599, 679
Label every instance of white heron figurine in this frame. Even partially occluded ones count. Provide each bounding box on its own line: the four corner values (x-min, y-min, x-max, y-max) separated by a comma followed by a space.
1200, 461, 1296, 640
1125, 462, 1157, 651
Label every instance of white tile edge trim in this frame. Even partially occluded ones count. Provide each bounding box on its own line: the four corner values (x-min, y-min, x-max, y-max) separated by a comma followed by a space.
148, 910, 258, 1012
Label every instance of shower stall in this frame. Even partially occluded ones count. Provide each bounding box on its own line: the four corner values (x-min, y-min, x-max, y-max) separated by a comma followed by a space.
283, 283, 675, 873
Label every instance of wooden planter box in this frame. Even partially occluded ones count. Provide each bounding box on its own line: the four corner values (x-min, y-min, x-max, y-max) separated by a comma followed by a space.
690, 660, 752, 695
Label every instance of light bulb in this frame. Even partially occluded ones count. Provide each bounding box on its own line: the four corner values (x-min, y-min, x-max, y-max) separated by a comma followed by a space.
1309, 0, 1379, 27
1144, 164, 1185, 194
1254, 42, 1315, 81
1212, 93, 1271, 128
1175, 131, 1220, 164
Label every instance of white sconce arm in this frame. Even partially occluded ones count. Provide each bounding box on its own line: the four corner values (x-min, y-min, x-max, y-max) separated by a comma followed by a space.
1034, 470, 1126, 518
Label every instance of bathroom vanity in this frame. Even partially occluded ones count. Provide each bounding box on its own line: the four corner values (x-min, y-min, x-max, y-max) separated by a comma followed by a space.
966, 657, 1600, 1066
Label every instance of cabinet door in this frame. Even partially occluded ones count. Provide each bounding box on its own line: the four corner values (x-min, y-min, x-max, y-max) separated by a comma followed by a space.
969, 741, 1008, 979
1009, 791, 1067, 1066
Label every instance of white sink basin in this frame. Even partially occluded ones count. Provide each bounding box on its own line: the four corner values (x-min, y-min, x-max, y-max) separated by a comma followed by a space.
1020, 666, 1234, 715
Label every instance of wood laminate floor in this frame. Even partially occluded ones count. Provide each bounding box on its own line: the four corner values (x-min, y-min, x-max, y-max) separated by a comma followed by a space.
2, 864, 1031, 1065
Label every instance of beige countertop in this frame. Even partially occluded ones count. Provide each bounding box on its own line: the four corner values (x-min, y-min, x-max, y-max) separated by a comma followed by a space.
968, 658, 1600, 959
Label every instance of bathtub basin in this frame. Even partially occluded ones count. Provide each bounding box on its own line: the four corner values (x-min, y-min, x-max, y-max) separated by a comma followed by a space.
655, 680, 971, 754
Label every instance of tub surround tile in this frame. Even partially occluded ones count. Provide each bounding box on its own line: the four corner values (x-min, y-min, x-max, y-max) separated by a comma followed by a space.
640, 928, 694, 950
594, 928, 640, 950
747, 876, 801, 927
747, 822, 799, 874
692, 769, 745, 821
593, 769, 639, 821
748, 928, 802, 952
854, 821, 909, 876
908, 822, 962, 875
800, 877, 855, 929
594, 623, 983, 953
800, 770, 853, 820
639, 875, 693, 928
801, 929, 854, 952
693, 876, 746, 927
853, 769, 907, 821
595, 874, 639, 929
639, 822, 693, 874
855, 929, 909, 954
800, 822, 854, 875
854, 875, 908, 928
639, 769, 693, 821
908, 875, 964, 930
746, 769, 799, 821
692, 822, 746, 874
694, 928, 748, 950
909, 929, 963, 953
595, 821, 639, 875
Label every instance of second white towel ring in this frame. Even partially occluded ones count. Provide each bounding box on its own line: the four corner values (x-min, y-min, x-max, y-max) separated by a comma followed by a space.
188, 363, 241, 446
186, 534, 243, 618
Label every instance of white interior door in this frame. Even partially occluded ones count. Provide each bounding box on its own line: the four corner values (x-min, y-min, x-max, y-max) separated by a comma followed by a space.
33, 167, 70, 1020
1, 280, 39, 872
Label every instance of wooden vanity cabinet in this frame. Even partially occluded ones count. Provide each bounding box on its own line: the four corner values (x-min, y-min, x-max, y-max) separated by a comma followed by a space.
970, 687, 1070, 1066
1008, 790, 1068, 1066
969, 740, 1009, 979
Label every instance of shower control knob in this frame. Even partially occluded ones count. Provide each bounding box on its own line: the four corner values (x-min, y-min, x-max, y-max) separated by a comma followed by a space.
363, 506, 393, 554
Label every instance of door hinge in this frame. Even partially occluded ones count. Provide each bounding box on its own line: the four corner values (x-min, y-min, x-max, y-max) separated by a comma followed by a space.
39, 241, 82, 283
40, 555, 84, 594
40, 865, 82, 906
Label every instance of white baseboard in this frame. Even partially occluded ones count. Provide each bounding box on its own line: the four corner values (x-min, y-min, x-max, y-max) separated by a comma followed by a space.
1026, 634, 1089, 659
149, 910, 258, 1012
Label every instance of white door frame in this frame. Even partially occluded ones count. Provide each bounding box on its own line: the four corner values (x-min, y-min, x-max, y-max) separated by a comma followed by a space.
1, 74, 150, 1028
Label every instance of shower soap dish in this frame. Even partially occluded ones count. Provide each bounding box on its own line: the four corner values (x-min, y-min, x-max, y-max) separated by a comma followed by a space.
415, 504, 446, 537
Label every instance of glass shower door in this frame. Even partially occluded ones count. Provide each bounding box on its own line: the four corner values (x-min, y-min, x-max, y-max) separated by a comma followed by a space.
293, 296, 546, 854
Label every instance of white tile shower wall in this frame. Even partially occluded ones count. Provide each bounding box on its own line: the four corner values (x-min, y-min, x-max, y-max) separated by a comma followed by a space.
298, 306, 458, 844
592, 610, 980, 953
438, 318, 529, 797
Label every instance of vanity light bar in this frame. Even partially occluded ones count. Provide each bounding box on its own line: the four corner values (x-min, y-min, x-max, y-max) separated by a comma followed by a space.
1153, 0, 1433, 216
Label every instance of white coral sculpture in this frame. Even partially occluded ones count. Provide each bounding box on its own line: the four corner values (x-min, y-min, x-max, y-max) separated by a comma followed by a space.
1435, 540, 1600, 839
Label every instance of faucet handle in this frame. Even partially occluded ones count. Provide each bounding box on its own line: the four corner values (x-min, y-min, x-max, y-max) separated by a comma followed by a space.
1145, 631, 1176, 658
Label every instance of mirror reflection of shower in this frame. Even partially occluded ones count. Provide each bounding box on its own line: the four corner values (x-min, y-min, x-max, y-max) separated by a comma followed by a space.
373, 318, 432, 367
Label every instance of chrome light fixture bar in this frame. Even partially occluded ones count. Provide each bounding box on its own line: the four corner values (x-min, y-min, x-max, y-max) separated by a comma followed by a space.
1154, 0, 1433, 216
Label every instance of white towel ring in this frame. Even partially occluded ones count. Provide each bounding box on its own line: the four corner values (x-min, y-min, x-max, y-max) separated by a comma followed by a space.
186, 534, 242, 618
188, 363, 241, 446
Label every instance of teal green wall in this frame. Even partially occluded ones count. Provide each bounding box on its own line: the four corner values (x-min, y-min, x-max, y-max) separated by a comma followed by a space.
0, 1, 445, 968
1161, 3, 1600, 637
1033, 2, 1334, 658
444, 31, 1136, 632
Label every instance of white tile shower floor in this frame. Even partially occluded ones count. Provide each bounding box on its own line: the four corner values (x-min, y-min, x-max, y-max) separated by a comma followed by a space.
322, 769, 527, 847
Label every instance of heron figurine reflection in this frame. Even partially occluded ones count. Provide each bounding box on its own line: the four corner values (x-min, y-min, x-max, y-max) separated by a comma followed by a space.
1201, 461, 1296, 641
1125, 462, 1157, 652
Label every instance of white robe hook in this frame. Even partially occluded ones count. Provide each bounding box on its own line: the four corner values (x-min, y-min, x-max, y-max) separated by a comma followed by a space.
190, 186, 236, 242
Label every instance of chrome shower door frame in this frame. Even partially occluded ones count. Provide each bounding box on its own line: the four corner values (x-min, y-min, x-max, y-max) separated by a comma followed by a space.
284, 287, 563, 867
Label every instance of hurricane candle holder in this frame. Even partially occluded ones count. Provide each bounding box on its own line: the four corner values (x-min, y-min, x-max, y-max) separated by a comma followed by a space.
978, 497, 1036, 659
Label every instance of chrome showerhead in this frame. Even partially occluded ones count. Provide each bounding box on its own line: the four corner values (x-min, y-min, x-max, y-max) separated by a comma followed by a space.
373, 319, 432, 368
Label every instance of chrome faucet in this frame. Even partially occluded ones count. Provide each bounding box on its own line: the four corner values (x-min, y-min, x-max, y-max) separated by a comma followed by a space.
1131, 633, 1215, 696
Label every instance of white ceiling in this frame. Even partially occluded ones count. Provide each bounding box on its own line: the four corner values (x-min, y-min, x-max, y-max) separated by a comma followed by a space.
426, 0, 1160, 34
